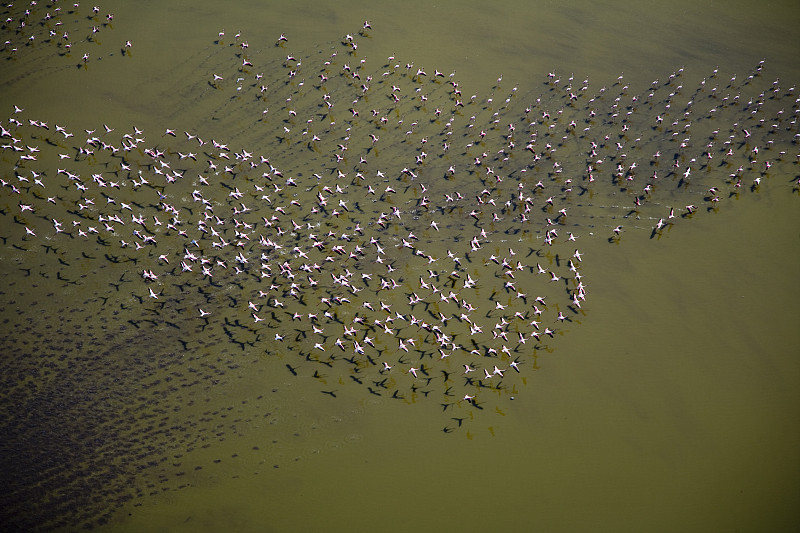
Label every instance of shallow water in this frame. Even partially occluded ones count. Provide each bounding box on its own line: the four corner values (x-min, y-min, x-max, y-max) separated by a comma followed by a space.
1, 1, 798, 532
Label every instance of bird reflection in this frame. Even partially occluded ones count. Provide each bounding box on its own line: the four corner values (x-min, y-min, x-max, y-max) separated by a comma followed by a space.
1, 11, 798, 532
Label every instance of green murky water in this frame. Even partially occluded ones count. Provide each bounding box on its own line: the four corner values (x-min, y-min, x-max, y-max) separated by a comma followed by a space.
1, 1, 798, 532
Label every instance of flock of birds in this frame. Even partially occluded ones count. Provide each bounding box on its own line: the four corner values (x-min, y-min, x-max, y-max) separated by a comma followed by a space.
1, 7, 798, 532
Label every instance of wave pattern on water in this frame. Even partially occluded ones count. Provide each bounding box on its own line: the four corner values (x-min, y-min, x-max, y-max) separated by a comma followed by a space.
0, 21, 798, 531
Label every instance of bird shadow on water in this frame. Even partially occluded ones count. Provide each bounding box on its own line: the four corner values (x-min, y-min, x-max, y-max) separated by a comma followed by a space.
1, 10, 798, 531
